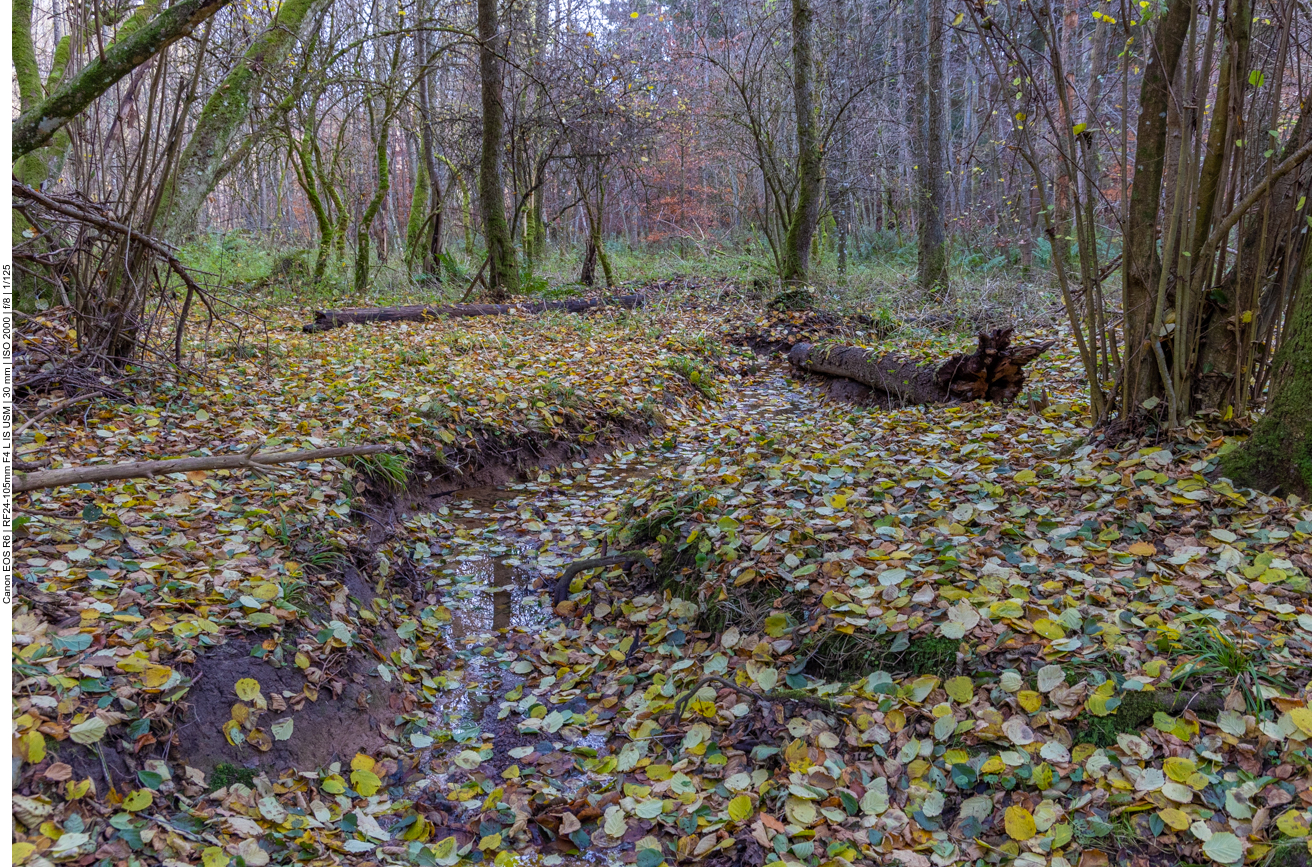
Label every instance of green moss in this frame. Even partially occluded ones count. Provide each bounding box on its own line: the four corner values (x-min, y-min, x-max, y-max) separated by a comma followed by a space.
804, 632, 960, 682
406, 158, 431, 263
903, 637, 960, 677
771, 287, 816, 310
1076, 690, 1164, 747
209, 763, 258, 791
1221, 231, 1312, 500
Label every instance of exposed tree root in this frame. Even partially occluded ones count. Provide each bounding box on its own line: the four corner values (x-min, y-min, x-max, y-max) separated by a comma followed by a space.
661, 676, 848, 729
552, 552, 656, 605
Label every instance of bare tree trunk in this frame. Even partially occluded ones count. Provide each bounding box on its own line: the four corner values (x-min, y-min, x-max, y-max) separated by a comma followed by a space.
478, 0, 519, 298
915, 0, 949, 293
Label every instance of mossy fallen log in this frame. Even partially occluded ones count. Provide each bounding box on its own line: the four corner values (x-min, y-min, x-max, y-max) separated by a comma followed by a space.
303, 293, 647, 332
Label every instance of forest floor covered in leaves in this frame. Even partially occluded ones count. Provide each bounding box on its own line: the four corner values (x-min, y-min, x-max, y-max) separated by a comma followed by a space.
13, 284, 1312, 867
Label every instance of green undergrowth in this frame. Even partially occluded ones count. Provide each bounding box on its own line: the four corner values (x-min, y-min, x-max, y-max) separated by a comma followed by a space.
664, 355, 717, 398
801, 631, 962, 683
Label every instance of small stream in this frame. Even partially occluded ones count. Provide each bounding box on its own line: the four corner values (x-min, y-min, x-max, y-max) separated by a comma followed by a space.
401, 370, 821, 853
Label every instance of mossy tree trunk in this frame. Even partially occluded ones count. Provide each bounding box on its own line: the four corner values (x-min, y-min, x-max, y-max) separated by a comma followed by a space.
406, 150, 431, 269
11, 0, 227, 160
414, 31, 444, 277
779, 0, 820, 286
321, 148, 350, 264
288, 114, 335, 286
154, 0, 327, 241
1222, 234, 1312, 499
355, 91, 397, 295
478, 0, 520, 298
582, 191, 613, 288
12, 0, 43, 114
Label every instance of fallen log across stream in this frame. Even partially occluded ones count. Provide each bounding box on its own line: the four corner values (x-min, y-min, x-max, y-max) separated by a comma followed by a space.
788, 328, 1055, 405
303, 292, 647, 332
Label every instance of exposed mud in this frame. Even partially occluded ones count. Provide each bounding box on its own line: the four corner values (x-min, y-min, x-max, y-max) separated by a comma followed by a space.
173, 635, 394, 775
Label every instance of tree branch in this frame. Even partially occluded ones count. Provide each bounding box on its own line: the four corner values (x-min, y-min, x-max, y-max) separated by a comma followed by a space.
11, 0, 234, 157
16, 445, 391, 493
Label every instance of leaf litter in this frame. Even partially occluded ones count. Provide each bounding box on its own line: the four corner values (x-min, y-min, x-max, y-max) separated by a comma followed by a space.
12, 294, 1312, 867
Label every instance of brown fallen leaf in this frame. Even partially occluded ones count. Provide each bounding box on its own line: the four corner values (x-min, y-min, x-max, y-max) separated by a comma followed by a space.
43, 762, 73, 781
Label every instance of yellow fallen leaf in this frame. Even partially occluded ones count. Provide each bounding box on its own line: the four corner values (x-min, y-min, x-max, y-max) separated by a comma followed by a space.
1164, 757, 1197, 782
352, 768, 382, 796
1289, 708, 1312, 737
234, 678, 262, 701
142, 664, 173, 689
728, 794, 754, 823
1032, 619, 1065, 639
25, 731, 46, 764
1005, 805, 1037, 841
201, 847, 230, 867
945, 676, 974, 703
1276, 810, 1310, 838
1158, 808, 1191, 831
122, 789, 153, 811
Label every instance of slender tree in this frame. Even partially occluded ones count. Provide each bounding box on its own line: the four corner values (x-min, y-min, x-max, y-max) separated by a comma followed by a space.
914, 0, 948, 292
478, 0, 519, 296
780, 0, 820, 285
